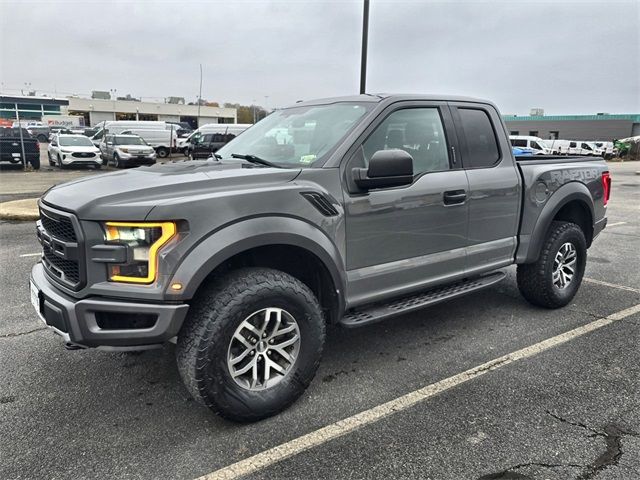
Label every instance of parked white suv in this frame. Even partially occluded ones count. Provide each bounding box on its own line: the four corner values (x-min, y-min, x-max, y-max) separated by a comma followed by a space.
48, 134, 102, 169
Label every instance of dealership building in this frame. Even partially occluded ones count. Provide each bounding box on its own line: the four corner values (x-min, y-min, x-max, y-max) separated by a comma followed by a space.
0, 94, 237, 128
503, 113, 640, 141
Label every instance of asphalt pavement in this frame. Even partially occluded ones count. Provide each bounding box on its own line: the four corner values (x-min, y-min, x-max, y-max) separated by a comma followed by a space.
0, 162, 638, 480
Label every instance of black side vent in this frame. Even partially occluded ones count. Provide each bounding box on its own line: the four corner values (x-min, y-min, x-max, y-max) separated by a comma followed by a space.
301, 192, 339, 217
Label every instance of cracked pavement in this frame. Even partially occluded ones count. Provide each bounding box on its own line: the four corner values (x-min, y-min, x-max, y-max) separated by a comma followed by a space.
1, 162, 639, 479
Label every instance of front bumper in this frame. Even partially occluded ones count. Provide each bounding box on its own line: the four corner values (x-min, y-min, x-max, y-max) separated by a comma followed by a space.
30, 262, 189, 350
118, 153, 157, 164
60, 153, 102, 166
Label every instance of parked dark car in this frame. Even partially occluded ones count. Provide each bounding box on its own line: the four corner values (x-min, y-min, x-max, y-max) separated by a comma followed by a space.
0, 127, 40, 168
189, 132, 236, 159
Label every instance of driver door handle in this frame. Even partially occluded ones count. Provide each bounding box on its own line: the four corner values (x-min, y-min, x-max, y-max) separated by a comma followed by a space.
443, 190, 467, 205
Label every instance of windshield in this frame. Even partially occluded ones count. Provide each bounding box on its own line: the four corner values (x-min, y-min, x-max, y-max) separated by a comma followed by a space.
216, 103, 371, 167
58, 136, 94, 147
115, 136, 146, 145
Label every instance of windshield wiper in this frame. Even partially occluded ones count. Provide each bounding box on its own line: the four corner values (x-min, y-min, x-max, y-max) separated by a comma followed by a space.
231, 153, 281, 168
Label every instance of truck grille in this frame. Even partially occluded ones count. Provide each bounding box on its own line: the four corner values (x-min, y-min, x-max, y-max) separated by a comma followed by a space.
40, 214, 77, 242
37, 204, 85, 290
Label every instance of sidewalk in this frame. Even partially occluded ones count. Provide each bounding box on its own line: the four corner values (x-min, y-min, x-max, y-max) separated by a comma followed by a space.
0, 198, 39, 221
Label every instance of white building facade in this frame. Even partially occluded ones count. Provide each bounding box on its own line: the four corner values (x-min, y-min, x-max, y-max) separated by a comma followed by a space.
65, 97, 237, 128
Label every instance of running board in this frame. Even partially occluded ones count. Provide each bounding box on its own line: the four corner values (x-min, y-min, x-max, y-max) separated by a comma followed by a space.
339, 272, 506, 328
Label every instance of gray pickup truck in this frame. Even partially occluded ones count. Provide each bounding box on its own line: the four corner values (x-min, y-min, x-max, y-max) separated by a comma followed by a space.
30, 94, 610, 421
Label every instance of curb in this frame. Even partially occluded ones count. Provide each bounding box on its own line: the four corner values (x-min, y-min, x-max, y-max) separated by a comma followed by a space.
0, 198, 39, 221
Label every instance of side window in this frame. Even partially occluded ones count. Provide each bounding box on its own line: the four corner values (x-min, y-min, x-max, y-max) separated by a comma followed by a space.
362, 108, 450, 175
202, 134, 213, 143
569, 141, 577, 148
511, 139, 527, 147
458, 108, 500, 168
531, 141, 542, 150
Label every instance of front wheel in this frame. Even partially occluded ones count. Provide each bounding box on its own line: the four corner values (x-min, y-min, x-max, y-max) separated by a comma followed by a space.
156, 147, 169, 158
176, 267, 325, 422
517, 221, 587, 308
113, 153, 121, 168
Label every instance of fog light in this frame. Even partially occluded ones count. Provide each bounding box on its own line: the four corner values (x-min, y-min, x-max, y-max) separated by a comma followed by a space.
171, 283, 183, 291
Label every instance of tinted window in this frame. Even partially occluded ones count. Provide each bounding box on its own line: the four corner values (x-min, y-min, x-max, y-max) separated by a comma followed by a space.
362, 108, 450, 175
569, 142, 577, 148
458, 108, 500, 168
511, 139, 527, 147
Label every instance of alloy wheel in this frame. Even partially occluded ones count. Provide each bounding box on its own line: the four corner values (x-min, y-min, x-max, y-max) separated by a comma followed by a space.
553, 242, 577, 289
227, 307, 301, 391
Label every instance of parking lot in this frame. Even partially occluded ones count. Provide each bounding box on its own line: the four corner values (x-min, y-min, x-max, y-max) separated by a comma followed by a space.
0, 161, 638, 480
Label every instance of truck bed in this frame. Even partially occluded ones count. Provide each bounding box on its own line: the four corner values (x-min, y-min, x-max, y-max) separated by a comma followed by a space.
515, 154, 603, 164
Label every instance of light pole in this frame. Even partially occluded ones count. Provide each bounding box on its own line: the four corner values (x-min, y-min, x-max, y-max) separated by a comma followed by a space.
252, 99, 257, 124
360, 0, 370, 94
110, 88, 117, 120
263, 95, 269, 119
197, 64, 203, 127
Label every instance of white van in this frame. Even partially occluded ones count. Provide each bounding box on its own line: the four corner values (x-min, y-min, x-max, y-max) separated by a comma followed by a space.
120, 129, 178, 158
590, 141, 614, 158
90, 121, 176, 146
509, 135, 550, 155
567, 141, 595, 156
179, 124, 252, 155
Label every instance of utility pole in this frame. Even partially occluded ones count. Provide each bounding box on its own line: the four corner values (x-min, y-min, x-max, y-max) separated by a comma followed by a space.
360, 0, 370, 94
197, 64, 203, 127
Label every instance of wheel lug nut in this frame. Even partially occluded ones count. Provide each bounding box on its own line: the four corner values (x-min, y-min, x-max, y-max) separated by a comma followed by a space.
250, 350, 255, 356
269, 339, 274, 344
262, 333, 267, 338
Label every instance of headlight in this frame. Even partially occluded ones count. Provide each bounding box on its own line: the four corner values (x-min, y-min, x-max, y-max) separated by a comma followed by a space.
60, 148, 72, 153
104, 222, 176, 283
119, 148, 129, 153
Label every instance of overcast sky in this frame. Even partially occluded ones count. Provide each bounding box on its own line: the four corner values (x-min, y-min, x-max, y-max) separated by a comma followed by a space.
1, 0, 638, 114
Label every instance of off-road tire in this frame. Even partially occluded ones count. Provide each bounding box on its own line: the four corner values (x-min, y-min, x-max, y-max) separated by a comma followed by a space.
176, 267, 325, 422
517, 221, 587, 308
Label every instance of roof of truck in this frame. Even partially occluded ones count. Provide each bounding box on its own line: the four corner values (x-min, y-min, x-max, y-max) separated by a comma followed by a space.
291, 94, 495, 107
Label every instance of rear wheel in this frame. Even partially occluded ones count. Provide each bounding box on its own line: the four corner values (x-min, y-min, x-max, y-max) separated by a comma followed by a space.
176, 267, 325, 422
156, 147, 169, 159
517, 221, 587, 308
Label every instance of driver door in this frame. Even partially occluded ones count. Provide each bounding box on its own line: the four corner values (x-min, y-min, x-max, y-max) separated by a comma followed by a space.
343, 103, 469, 306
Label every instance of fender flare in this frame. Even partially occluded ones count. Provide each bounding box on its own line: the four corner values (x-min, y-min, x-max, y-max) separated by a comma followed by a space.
166, 216, 346, 312
518, 182, 594, 263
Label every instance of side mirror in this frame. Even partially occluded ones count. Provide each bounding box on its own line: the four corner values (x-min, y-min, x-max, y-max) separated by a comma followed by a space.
352, 149, 414, 190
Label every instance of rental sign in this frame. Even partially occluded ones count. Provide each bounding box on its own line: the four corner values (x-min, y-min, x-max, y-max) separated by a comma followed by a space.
43, 115, 83, 127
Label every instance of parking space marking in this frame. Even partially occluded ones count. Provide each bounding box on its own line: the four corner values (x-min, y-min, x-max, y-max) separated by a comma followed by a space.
584, 277, 640, 294
19, 253, 41, 258
606, 221, 628, 227
197, 303, 640, 480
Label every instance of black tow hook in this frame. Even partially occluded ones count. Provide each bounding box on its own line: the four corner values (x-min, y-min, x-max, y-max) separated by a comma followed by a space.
64, 342, 84, 351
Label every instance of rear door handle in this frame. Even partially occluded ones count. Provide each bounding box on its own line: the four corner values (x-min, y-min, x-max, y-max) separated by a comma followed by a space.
443, 190, 467, 205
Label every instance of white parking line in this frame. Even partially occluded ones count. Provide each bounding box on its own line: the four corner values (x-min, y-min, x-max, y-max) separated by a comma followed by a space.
197, 303, 640, 480
19, 253, 41, 258
607, 221, 628, 227
584, 277, 640, 294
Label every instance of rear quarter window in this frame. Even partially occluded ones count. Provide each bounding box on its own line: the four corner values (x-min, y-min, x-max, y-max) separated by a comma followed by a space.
458, 108, 500, 168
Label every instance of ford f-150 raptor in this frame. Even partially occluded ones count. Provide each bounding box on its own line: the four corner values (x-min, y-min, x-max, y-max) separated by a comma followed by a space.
30, 94, 610, 421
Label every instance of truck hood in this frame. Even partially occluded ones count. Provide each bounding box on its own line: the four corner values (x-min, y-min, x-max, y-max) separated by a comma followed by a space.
42, 160, 301, 220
